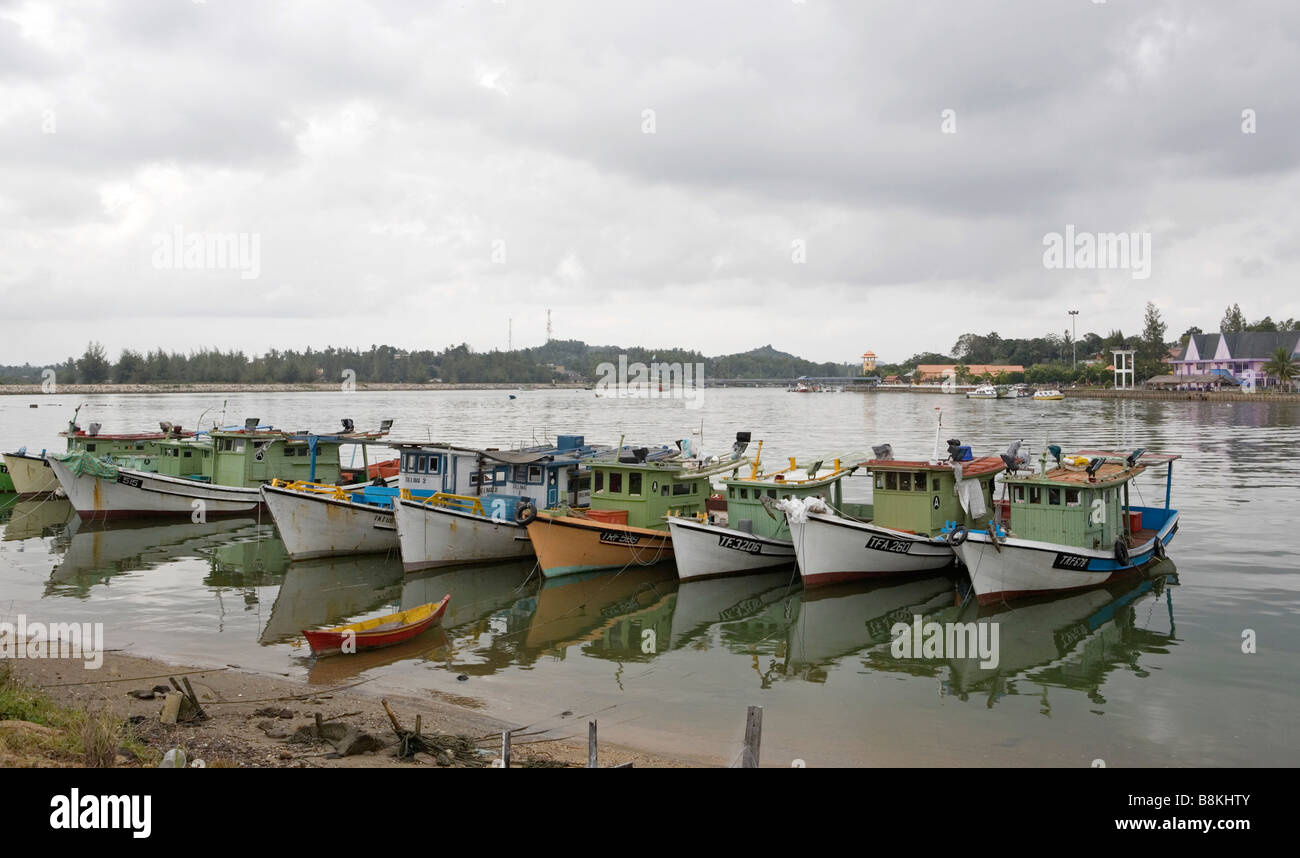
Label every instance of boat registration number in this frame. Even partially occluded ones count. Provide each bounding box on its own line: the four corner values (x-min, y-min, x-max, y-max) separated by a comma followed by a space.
1052, 552, 1091, 570
599, 531, 641, 545
718, 534, 762, 554
866, 535, 911, 554
116, 474, 143, 489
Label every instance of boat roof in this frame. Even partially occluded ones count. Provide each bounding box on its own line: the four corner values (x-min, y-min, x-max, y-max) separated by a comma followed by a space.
61, 430, 196, 440
862, 456, 1006, 477
1009, 461, 1143, 487
1072, 450, 1182, 464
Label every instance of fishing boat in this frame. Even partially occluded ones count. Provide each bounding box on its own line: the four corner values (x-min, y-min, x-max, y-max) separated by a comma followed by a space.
966, 384, 998, 399
3, 408, 197, 495
1033, 388, 1065, 400
387, 435, 610, 571
526, 433, 752, 579
785, 414, 1005, 587
667, 443, 863, 580
0, 461, 13, 493
302, 595, 450, 657
49, 418, 393, 520
947, 447, 1180, 605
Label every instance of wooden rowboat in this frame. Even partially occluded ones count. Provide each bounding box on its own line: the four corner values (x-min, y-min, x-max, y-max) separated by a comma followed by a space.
302, 595, 450, 657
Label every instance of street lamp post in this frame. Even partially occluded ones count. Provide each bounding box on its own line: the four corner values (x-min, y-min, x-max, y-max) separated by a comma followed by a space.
1068, 310, 1079, 370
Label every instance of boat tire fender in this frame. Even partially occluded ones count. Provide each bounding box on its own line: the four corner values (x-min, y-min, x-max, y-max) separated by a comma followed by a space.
1114, 538, 1130, 567
1152, 537, 1166, 560
515, 501, 538, 525
946, 525, 968, 547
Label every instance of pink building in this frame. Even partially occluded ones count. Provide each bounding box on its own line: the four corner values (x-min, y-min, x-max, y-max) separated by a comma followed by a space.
1170, 332, 1300, 388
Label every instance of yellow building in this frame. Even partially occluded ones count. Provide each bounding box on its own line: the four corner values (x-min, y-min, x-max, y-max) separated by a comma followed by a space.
862, 351, 877, 374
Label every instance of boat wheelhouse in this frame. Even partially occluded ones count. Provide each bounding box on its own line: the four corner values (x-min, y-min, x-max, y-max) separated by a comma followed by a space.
787, 449, 1005, 587
948, 448, 1181, 605
667, 443, 863, 580
966, 384, 998, 399
526, 433, 752, 579
3, 410, 197, 495
388, 435, 609, 571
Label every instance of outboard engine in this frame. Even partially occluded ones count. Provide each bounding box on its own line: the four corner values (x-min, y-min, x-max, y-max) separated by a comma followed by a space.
731, 431, 751, 459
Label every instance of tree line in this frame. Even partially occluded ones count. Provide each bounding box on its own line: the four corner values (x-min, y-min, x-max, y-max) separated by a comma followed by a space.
0, 341, 852, 385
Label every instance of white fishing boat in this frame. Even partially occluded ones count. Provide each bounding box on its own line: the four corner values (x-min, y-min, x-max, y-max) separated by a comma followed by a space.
2, 451, 61, 495
786, 425, 1006, 587
966, 384, 999, 399
948, 448, 1180, 605
260, 482, 400, 560
667, 445, 861, 580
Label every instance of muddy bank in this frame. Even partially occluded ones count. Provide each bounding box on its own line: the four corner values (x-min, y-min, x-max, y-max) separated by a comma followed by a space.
4, 653, 695, 768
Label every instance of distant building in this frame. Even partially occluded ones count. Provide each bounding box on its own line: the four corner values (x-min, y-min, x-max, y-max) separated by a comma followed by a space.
1166, 331, 1300, 388
861, 351, 877, 374
914, 364, 1024, 382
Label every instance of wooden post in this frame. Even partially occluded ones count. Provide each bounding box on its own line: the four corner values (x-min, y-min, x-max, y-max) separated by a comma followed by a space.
742, 705, 763, 768
588, 720, 598, 769
501, 730, 511, 769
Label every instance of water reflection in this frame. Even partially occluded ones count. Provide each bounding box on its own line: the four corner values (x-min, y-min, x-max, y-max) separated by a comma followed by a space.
941, 561, 1180, 708
790, 575, 957, 683
2, 497, 75, 542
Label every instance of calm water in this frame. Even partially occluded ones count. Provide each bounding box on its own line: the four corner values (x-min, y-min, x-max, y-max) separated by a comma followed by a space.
2, 389, 1298, 766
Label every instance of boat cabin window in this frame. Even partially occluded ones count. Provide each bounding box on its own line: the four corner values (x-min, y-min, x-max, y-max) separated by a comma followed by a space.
1065, 489, 1081, 507
899, 473, 911, 491
183, 451, 192, 458
876, 474, 884, 490
426, 455, 440, 474
1012, 485, 1025, 503
739, 488, 748, 499
885, 472, 897, 491
662, 485, 670, 496
530, 465, 543, 483
1048, 488, 1061, 506
513, 465, 528, 483
915, 472, 928, 492
931, 478, 941, 491
673, 482, 691, 496
609, 473, 623, 493
1029, 486, 1042, 504
629, 473, 642, 496
768, 489, 777, 499
86, 443, 96, 452
404, 452, 418, 471
594, 471, 604, 492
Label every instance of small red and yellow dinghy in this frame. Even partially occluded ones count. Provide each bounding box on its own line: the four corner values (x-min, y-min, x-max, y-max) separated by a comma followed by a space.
303, 595, 450, 657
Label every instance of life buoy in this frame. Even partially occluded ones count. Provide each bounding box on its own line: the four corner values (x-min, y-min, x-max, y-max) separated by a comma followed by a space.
946, 525, 968, 547
515, 501, 537, 525
1114, 538, 1130, 566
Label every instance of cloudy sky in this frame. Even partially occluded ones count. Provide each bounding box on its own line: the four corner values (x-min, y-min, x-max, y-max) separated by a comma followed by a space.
2, 0, 1298, 366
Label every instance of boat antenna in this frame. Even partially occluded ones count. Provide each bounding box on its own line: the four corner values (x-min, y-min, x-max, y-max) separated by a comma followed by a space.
930, 407, 942, 464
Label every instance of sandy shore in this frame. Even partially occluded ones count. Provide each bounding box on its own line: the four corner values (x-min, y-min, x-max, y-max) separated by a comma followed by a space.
4, 652, 696, 768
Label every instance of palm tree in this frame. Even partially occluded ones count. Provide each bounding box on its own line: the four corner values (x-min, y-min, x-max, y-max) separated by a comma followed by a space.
953, 364, 970, 384
1261, 347, 1300, 392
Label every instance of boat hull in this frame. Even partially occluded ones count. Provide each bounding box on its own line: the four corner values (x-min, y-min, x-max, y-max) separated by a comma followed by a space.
666, 517, 794, 580
260, 484, 397, 560
3, 452, 60, 495
393, 498, 533, 572
526, 514, 673, 578
303, 596, 449, 657
787, 512, 954, 587
50, 458, 264, 519
954, 511, 1179, 605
